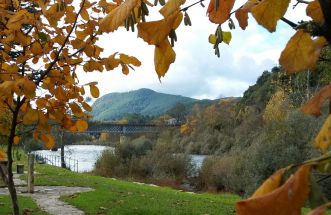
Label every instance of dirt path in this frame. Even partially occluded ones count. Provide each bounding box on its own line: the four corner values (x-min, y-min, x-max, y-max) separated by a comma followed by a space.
0, 185, 93, 215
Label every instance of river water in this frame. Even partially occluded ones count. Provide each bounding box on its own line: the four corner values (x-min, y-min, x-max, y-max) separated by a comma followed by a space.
33, 145, 206, 173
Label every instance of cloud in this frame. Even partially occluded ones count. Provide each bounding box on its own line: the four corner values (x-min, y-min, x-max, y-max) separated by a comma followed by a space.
77, 1, 304, 100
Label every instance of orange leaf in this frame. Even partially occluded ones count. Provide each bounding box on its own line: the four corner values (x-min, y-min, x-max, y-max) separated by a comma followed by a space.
0, 149, 6, 161
69, 102, 83, 117
120, 54, 141, 66
251, 168, 285, 198
76, 119, 88, 132
313, 115, 331, 150
207, 0, 235, 24
279, 31, 326, 73
251, 0, 290, 32
301, 84, 331, 117
13, 136, 20, 145
99, 0, 140, 32
89, 84, 100, 98
23, 109, 39, 125
236, 165, 311, 215
154, 39, 176, 79
137, 12, 182, 45
235, 9, 248, 30
81, 102, 92, 112
306, 0, 324, 23
30, 42, 43, 55
307, 202, 331, 215
159, 0, 185, 18
41, 134, 55, 149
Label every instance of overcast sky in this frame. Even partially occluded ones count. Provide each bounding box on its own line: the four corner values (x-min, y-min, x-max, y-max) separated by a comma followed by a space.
77, 0, 306, 100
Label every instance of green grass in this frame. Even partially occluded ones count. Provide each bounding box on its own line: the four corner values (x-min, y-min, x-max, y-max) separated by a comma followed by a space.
28, 164, 240, 215
0, 195, 48, 215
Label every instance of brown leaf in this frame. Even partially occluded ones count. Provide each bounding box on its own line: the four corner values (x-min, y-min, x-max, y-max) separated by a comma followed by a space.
306, 0, 324, 23
251, 0, 290, 32
236, 165, 311, 215
13, 136, 20, 145
99, 0, 140, 32
279, 31, 326, 73
301, 84, 331, 117
235, 9, 248, 30
307, 202, 331, 215
207, 0, 235, 24
23, 109, 39, 125
159, 0, 185, 18
154, 39, 176, 79
0, 149, 6, 161
251, 168, 285, 198
90, 84, 100, 98
41, 134, 55, 149
137, 12, 182, 45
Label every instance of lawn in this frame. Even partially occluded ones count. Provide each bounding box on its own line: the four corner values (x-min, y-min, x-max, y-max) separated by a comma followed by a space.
0, 195, 48, 215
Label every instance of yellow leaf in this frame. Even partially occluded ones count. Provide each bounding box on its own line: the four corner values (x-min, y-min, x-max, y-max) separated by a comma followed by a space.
235, 9, 248, 30
306, 0, 324, 23
76, 119, 88, 131
36, 98, 48, 109
121, 64, 129, 75
13, 136, 20, 145
99, 0, 140, 32
236, 165, 311, 215
90, 84, 100, 98
22, 79, 36, 99
80, 9, 90, 21
0, 149, 6, 161
41, 134, 55, 149
137, 12, 182, 45
81, 102, 92, 112
120, 54, 141, 66
314, 115, 331, 151
154, 39, 176, 79
301, 84, 331, 117
279, 31, 325, 73
23, 109, 39, 125
104, 54, 121, 71
69, 102, 83, 117
251, 0, 290, 32
222, 31, 231, 45
159, 0, 185, 18
208, 34, 217, 44
6, 9, 32, 30
55, 87, 67, 101
30, 42, 43, 55
251, 168, 285, 198
207, 0, 235, 24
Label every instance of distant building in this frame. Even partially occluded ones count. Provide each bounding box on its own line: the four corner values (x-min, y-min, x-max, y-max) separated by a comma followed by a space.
167, 118, 177, 125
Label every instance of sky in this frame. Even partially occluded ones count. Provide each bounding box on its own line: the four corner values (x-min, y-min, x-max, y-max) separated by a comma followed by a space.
77, 0, 307, 100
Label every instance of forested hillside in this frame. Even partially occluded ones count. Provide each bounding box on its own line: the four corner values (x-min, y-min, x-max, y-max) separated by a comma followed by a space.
91, 88, 215, 121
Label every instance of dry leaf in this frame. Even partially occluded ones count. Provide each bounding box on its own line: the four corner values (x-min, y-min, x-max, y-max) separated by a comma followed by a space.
154, 39, 176, 78
207, 0, 235, 24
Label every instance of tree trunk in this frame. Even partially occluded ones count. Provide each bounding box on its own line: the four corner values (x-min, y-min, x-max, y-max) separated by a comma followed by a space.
60, 131, 65, 168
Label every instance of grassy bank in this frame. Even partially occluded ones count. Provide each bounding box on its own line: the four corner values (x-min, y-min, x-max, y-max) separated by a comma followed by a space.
0, 195, 47, 215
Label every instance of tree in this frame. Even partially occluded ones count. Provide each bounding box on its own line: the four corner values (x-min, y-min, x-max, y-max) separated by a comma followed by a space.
0, 0, 330, 214
166, 102, 186, 123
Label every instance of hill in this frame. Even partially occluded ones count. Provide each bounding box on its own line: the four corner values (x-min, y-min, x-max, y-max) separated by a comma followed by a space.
91, 88, 215, 121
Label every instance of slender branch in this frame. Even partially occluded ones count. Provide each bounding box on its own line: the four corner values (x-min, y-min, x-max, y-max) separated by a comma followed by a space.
317, 174, 331, 183
180, 0, 205, 11
280, 17, 298, 28
35, 0, 87, 85
296, 0, 310, 3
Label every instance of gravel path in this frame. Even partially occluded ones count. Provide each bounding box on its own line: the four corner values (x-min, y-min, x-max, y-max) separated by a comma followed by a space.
0, 175, 93, 215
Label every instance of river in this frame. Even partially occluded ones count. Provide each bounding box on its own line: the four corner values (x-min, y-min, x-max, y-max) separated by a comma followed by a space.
33, 145, 206, 173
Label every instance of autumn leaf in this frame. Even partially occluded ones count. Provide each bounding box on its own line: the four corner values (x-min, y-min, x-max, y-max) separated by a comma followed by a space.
40, 134, 55, 149
13, 136, 20, 145
76, 119, 88, 131
159, 0, 185, 18
69, 102, 83, 117
99, 0, 140, 32
6, 9, 33, 30
154, 39, 176, 79
207, 0, 235, 24
120, 54, 141, 66
30, 42, 43, 55
236, 165, 311, 215
23, 109, 39, 125
81, 102, 92, 112
90, 84, 100, 98
313, 115, 331, 151
235, 9, 248, 30
279, 31, 327, 73
251, 0, 290, 32
137, 12, 182, 45
308, 202, 331, 215
301, 85, 331, 117
222, 31, 232, 45
0, 149, 6, 161
306, 0, 324, 23
251, 168, 285, 198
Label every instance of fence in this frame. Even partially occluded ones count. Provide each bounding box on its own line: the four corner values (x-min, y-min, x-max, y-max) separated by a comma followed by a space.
32, 152, 79, 172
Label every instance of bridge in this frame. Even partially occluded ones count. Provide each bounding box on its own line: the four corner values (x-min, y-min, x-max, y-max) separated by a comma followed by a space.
77, 122, 181, 134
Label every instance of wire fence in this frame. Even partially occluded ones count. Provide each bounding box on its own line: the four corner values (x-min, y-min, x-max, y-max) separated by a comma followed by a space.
32, 152, 79, 172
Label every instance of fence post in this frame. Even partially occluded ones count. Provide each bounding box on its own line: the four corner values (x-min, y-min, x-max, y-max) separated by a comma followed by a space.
27, 154, 35, 193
